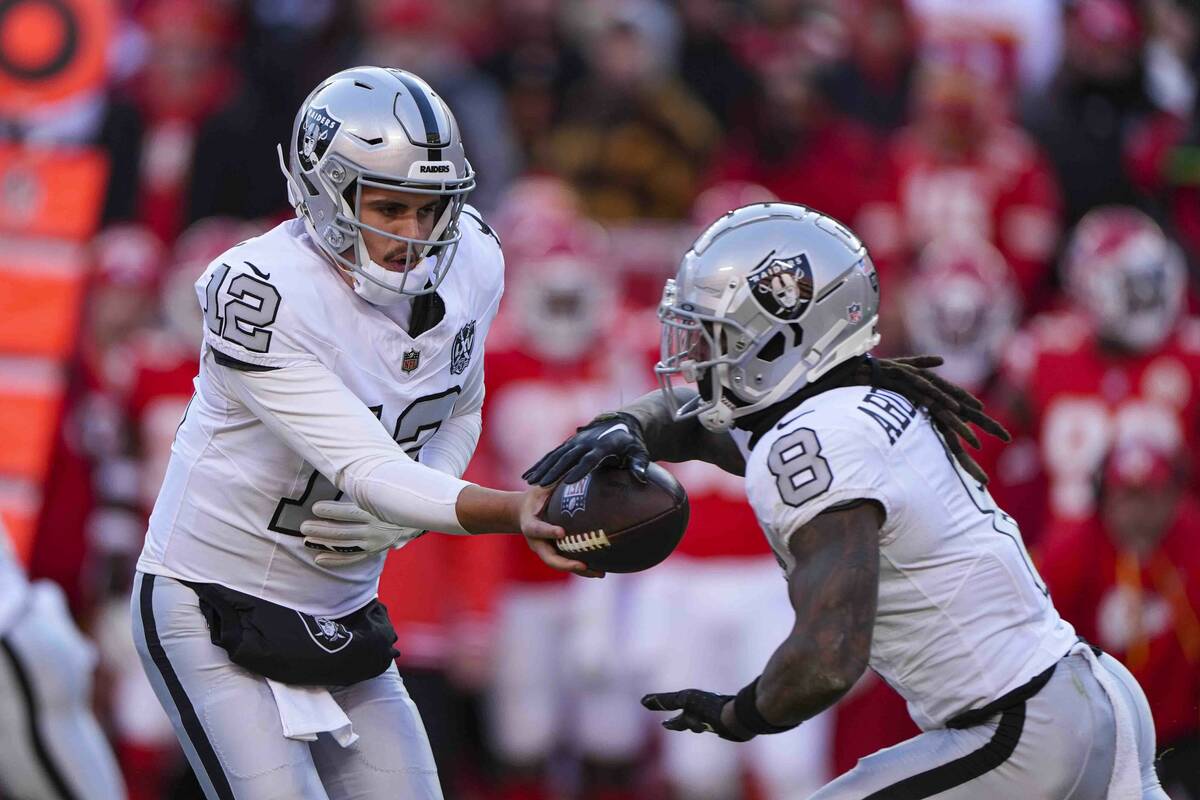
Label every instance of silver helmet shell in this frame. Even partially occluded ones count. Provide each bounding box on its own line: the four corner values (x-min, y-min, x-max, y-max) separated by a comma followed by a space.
279, 66, 476, 303
656, 203, 881, 432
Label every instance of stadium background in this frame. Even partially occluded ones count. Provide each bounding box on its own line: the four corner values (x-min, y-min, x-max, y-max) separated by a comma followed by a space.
1, 0, 1199, 797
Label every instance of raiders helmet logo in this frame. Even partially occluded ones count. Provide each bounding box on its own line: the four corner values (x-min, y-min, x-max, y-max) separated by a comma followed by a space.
747, 253, 814, 322
298, 611, 353, 654
297, 106, 341, 171
450, 320, 476, 375
560, 473, 593, 517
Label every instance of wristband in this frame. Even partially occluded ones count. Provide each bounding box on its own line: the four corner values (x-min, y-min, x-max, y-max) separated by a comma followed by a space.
733, 677, 799, 735
589, 411, 645, 439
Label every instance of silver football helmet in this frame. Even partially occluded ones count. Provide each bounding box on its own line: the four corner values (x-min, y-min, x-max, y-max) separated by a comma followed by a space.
656, 204, 881, 432
279, 66, 476, 304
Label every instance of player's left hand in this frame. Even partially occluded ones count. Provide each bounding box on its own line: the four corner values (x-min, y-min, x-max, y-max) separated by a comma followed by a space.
300, 500, 423, 567
641, 689, 753, 742
520, 484, 605, 579
523, 412, 649, 487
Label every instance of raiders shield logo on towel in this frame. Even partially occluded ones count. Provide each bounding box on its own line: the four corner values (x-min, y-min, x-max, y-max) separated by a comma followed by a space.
299, 612, 353, 654
450, 320, 476, 375
297, 106, 341, 171
747, 253, 814, 322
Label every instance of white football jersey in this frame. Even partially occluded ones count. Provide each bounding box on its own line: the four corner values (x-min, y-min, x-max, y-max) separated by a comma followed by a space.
138, 213, 503, 617
744, 385, 1077, 730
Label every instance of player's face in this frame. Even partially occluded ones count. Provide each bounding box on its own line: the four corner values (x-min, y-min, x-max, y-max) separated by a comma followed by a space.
1101, 482, 1179, 553
357, 187, 445, 272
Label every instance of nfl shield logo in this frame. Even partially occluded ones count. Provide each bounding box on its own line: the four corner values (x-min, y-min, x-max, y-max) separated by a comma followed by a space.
450, 320, 476, 375
847, 302, 863, 323
560, 474, 592, 517
402, 348, 421, 374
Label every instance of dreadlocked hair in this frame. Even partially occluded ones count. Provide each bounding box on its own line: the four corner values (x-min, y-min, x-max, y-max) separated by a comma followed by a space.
842, 355, 1011, 484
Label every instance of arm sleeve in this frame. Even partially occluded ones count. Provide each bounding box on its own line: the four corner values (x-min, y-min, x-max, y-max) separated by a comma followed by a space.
218, 353, 472, 533
418, 355, 484, 480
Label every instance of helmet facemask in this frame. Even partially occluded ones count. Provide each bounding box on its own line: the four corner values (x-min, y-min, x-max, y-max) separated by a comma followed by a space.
656, 280, 769, 432
319, 156, 472, 303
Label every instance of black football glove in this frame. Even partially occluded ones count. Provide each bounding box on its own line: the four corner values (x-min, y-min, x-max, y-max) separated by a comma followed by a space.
641, 689, 753, 742
523, 412, 650, 487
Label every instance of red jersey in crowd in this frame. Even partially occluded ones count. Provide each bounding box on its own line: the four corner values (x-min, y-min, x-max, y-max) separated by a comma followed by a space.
1039, 498, 1200, 746
707, 118, 880, 230
1002, 312, 1200, 529
860, 124, 1060, 309
123, 331, 199, 513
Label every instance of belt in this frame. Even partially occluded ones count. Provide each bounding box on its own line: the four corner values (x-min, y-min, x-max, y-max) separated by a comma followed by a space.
944, 638, 1102, 730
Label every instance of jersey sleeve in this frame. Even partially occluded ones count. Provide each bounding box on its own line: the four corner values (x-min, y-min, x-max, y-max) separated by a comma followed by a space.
213, 351, 471, 533
745, 417, 893, 572
195, 258, 324, 369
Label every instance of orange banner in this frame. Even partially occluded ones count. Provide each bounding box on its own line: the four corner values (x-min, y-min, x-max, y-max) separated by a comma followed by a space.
0, 255, 87, 358
0, 0, 112, 113
0, 145, 109, 240
0, 365, 66, 484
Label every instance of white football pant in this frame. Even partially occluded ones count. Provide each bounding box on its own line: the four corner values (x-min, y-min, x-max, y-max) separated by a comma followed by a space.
630, 556, 834, 800
0, 580, 126, 799
812, 648, 1166, 799
487, 575, 647, 766
130, 572, 442, 800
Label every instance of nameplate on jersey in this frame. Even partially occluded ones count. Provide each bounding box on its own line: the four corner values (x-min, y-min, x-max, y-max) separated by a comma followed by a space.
858, 388, 916, 445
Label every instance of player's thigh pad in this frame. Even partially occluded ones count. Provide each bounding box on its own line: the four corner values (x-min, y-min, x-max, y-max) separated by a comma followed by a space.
486, 585, 568, 763
812, 651, 1133, 800
131, 572, 327, 800
0, 581, 125, 800
311, 665, 442, 800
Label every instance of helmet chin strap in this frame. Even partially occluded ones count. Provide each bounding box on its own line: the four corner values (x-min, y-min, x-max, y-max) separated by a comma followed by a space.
698, 400, 736, 432
352, 255, 433, 306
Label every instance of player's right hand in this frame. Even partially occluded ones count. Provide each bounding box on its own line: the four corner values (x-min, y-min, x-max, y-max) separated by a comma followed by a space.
520, 485, 605, 579
523, 412, 650, 487
300, 501, 423, 567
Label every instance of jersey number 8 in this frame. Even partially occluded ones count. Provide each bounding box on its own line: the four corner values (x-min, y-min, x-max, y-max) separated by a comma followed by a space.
767, 427, 834, 507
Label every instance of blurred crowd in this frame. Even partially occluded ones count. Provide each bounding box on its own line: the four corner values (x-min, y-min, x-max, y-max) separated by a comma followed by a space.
3, 0, 1200, 798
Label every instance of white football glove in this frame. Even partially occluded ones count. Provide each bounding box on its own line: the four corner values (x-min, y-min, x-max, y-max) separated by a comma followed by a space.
300, 500, 424, 567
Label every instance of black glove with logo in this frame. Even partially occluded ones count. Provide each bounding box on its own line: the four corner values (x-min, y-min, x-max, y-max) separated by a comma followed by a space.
641, 689, 753, 742
523, 412, 650, 486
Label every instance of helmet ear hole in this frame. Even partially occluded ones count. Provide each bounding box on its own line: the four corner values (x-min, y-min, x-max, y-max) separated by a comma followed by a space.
758, 331, 787, 362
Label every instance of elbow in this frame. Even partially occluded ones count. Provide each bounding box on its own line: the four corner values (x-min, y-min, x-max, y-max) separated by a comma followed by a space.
829, 642, 870, 696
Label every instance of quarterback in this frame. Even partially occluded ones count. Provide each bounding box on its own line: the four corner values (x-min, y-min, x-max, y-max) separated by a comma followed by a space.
527, 204, 1166, 798
131, 67, 580, 800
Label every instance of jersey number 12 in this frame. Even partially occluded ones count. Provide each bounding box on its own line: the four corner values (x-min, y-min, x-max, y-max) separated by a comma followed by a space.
268, 388, 462, 536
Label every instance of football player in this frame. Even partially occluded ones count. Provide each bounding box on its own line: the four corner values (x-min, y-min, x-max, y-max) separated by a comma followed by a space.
0, 519, 126, 799
1001, 206, 1200, 535
526, 204, 1166, 797
478, 252, 648, 799
131, 67, 582, 800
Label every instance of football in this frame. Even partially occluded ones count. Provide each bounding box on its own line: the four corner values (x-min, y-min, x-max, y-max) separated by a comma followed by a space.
544, 463, 689, 573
